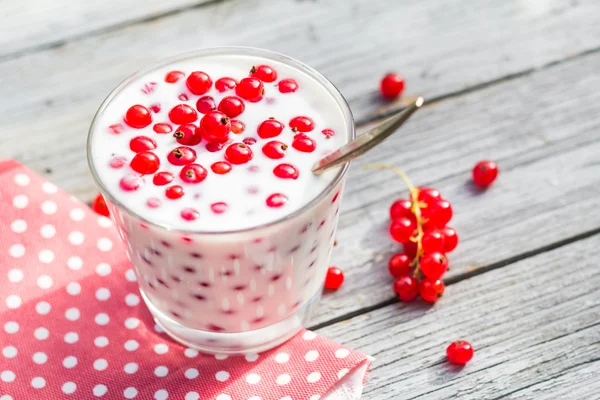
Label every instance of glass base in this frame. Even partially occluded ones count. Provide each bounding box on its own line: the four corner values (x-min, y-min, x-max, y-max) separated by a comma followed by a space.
140, 289, 321, 354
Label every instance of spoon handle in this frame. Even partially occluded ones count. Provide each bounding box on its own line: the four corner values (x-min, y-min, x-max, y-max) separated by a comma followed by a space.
312, 97, 424, 175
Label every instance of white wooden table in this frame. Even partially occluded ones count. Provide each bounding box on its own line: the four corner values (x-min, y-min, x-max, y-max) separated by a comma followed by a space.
1, 1, 600, 398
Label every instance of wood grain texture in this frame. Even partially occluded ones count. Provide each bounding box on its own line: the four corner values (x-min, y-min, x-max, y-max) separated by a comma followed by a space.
318, 235, 600, 400
0, 0, 216, 59
1, 0, 600, 197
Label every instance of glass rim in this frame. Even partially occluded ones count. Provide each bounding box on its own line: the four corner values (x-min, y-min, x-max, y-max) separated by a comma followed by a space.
87, 46, 355, 236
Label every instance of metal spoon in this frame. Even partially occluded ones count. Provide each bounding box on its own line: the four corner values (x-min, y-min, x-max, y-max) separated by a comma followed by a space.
312, 97, 424, 175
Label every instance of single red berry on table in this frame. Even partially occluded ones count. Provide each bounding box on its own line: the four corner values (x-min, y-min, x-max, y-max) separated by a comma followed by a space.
273, 163, 299, 180
231, 120, 245, 134
153, 171, 174, 186
119, 174, 142, 191
393, 275, 419, 302
211, 161, 232, 175
125, 105, 152, 128
421, 230, 445, 254
180, 164, 208, 184
168, 104, 198, 125
389, 217, 416, 243
173, 124, 202, 146
257, 119, 284, 139
215, 77, 237, 92
388, 253, 411, 278
92, 194, 110, 217
225, 143, 253, 165
218, 96, 245, 118
472, 160, 498, 187
129, 136, 157, 153
324, 266, 344, 290
251, 65, 278, 83
195, 96, 216, 114
390, 199, 413, 220
440, 226, 459, 253
278, 79, 298, 93
199, 111, 231, 143
236, 77, 264, 102
153, 123, 172, 134
165, 185, 184, 199
180, 208, 199, 221
292, 133, 316, 153
266, 193, 288, 208
289, 116, 315, 133
446, 340, 474, 365
380, 72, 405, 99
186, 71, 212, 95
130, 151, 160, 174
419, 278, 445, 302
322, 129, 335, 138
262, 141, 288, 159
420, 252, 448, 280
165, 70, 185, 83
167, 147, 197, 166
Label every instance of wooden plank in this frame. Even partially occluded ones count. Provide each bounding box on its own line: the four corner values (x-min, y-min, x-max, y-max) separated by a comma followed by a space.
1, 0, 600, 194
0, 0, 216, 59
317, 235, 600, 399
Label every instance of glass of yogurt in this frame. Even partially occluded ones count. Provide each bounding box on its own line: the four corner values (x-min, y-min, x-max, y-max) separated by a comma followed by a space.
87, 47, 354, 354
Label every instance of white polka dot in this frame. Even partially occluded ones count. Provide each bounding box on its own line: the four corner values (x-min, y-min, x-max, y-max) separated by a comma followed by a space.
34, 327, 49, 340
40, 224, 56, 238
95, 313, 110, 325
124, 362, 138, 374
62, 381, 77, 394
35, 301, 51, 315
69, 208, 85, 221
8, 244, 25, 258
245, 353, 259, 362
67, 256, 83, 270
42, 182, 58, 193
65, 307, 80, 321
125, 318, 140, 329
4, 321, 19, 334
32, 352, 48, 364
96, 288, 111, 301
63, 356, 77, 368
125, 269, 137, 281
125, 293, 140, 306
94, 359, 108, 371
97, 238, 113, 252
154, 389, 168, 400
14, 173, 30, 186
93, 384, 108, 397
31, 377, 46, 389
215, 395, 231, 400
7, 268, 23, 283
309, 396, 321, 400
36, 274, 53, 289
98, 216, 113, 228
124, 387, 138, 399
154, 366, 168, 377
215, 371, 230, 382
5, 295, 21, 309
154, 343, 169, 354
1, 370, 16, 382
64, 332, 79, 344
124, 340, 139, 351
66, 282, 81, 296
94, 336, 109, 347
335, 348, 350, 359
305, 350, 319, 362
337, 368, 349, 379
185, 393, 200, 400
68, 231, 85, 245
10, 219, 27, 233
275, 352, 289, 363
39, 249, 55, 264
246, 373, 260, 384
307, 372, 321, 383
185, 368, 199, 379
154, 324, 164, 333
41, 200, 58, 214
184, 348, 198, 358
12, 194, 28, 209
214, 353, 228, 360
2, 346, 17, 358
303, 330, 317, 340
276, 373, 291, 385
96, 263, 111, 276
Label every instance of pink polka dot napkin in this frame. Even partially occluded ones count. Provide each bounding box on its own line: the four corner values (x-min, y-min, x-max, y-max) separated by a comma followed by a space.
0, 159, 371, 400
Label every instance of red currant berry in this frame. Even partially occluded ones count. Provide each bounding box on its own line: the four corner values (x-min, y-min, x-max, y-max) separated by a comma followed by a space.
393, 275, 418, 302
167, 147, 197, 166
173, 124, 202, 146
273, 163, 299, 180
130, 151, 160, 174
446, 340, 474, 365
186, 71, 212, 95
108, 124, 124, 134
322, 129, 335, 138
473, 160, 498, 187
420, 252, 448, 280
231, 120, 245, 134
195, 96, 216, 114
149, 103, 161, 113
403, 241, 418, 259
125, 105, 152, 128
388, 253, 411, 278
165, 185, 184, 199
422, 230, 445, 254
215, 77, 237, 92
262, 141, 288, 159
92, 194, 109, 217
153, 171, 174, 186
390, 199, 413, 220
181, 208, 199, 221
251, 65, 278, 83
199, 111, 231, 143
440, 226, 459, 253
417, 187, 442, 204
389, 217, 416, 243
242, 137, 257, 146
292, 133, 316, 153
266, 193, 287, 208
425, 199, 453, 228
211, 202, 228, 214
289, 116, 314, 133
218, 96, 245, 118
129, 136, 157, 153
211, 161, 232, 175
380, 73, 405, 99
119, 174, 142, 191
278, 78, 298, 93
257, 119, 284, 139
168, 104, 198, 125
180, 164, 208, 184
324, 266, 344, 290
419, 278, 445, 302
165, 70, 185, 83
178, 94, 189, 101
153, 123, 172, 134
225, 143, 253, 165
206, 142, 225, 152
236, 77, 264, 102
